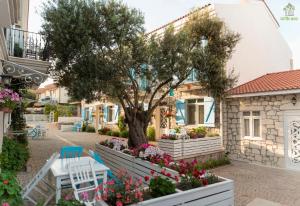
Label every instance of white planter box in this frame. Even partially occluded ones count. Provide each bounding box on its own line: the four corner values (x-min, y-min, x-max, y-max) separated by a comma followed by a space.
95, 144, 178, 184
95, 144, 234, 206
158, 137, 223, 160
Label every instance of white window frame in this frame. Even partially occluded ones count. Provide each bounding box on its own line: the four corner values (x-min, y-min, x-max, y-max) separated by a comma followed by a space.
242, 111, 262, 140
186, 98, 205, 126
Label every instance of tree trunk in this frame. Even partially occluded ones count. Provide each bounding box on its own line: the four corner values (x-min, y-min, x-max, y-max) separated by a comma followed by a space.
127, 111, 149, 148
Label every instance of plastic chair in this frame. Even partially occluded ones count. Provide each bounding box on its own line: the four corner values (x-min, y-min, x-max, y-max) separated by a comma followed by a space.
88, 150, 115, 180
68, 161, 102, 206
60, 146, 83, 159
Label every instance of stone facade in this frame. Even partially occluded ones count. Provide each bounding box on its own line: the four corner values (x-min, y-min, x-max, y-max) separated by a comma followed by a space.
223, 94, 300, 168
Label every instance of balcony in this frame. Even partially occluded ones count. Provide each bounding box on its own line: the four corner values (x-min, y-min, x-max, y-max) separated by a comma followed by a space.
3, 27, 50, 75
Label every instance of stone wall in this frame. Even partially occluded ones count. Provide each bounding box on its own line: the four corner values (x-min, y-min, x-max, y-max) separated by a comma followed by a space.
223, 94, 300, 168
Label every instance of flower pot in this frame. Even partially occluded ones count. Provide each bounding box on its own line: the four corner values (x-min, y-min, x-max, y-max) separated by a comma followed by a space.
0, 107, 12, 112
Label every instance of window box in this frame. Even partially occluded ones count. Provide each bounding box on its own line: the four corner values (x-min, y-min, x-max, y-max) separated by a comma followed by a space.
158, 136, 223, 160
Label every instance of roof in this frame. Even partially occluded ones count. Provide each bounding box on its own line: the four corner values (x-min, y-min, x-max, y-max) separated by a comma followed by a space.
35, 83, 58, 94
229, 69, 300, 96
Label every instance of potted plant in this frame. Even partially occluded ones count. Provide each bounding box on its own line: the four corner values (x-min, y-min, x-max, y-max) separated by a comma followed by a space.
0, 88, 21, 112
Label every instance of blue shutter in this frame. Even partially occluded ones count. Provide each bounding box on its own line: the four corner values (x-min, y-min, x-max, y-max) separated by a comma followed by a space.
103, 105, 108, 123
192, 69, 198, 81
113, 105, 119, 123
129, 68, 135, 79
82, 108, 86, 120
176, 99, 186, 125
140, 65, 148, 90
169, 88, 174, 97
204, 97, 215, 127
185, 69, 197, 82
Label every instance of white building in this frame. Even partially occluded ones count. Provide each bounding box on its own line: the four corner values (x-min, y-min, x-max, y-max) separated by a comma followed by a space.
36, 83, 71, 104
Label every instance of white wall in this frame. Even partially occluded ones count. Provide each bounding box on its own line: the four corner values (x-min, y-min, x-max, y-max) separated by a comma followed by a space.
59, 87, 70, 103
214, 1, 293, 84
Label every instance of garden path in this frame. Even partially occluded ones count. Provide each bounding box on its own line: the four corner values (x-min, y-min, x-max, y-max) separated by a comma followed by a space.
18, 124, 300, 206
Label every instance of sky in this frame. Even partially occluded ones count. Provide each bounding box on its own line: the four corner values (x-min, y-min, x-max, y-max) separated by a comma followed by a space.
29, 0, 300, 71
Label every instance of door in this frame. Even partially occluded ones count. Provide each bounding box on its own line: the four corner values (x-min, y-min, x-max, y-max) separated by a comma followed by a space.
285, 113, 300, 169
160, 107, 168, 135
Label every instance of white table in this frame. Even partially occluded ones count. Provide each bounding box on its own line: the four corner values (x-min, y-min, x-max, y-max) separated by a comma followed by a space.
50, 156, 110, 203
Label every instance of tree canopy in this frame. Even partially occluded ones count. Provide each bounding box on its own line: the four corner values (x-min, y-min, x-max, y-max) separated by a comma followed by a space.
42, 0, 240, 147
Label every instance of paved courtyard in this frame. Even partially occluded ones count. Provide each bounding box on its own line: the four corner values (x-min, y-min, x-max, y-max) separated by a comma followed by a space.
18, 124, 300, 206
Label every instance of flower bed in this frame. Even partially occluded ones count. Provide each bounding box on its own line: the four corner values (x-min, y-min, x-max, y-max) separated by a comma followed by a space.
95, 140, 234, 206
158, 136, 223, 160
96, 144, 178, 184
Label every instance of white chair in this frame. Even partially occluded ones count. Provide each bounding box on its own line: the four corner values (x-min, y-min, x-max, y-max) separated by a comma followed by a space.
68, 161, 102, 206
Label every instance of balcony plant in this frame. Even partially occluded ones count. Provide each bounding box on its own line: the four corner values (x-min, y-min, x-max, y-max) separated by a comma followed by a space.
0, 88, 21, 112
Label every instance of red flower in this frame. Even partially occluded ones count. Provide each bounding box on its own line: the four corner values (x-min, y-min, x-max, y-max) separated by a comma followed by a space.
166, 173, 171, 177
144, 176, 150, 182
202, 179, 208, 186
192, 169, 200, 178
3, 180, 9, 185
150, 170, 155, 176
174, 176, 179, 182
161, 169, 166, 175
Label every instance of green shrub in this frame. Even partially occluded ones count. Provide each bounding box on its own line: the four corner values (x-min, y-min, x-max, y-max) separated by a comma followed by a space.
200, 155, 231, 169
193, 126, 207, 137
106, 131, 113, 136
174, 127, 181, 133
118, 115, 126, 131
0, 171, 23, 206
0, 137, 30, 171
149, 176, 176, 198
98, 127, 111, 135
13, 43, 23, 58
44, 104, 57, 115
120, 130, 129, 138
147, 126, 156, 141
112, 131, 120, 137
86, 126, 96, 133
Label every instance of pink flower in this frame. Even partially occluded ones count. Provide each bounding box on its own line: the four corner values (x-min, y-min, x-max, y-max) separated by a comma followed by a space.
116, 200, 123, 206
82, 192, 89, 200
150, 170, 155, 176
2, 203, 10, 206
116, 193, 122, 198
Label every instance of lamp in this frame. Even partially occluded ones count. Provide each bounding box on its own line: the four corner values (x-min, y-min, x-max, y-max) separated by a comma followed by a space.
291, 95, 297, 105
200, 36, 208, 50
0, 74, 12, 86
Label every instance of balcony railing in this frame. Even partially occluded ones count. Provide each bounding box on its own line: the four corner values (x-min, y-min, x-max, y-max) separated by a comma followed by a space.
4, 27, 49, 61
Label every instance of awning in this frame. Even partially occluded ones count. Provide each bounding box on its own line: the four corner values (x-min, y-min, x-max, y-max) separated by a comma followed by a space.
0, 59, 48, 86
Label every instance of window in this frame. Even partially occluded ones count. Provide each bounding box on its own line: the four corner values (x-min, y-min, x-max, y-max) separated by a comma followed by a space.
242, 111, 261, 139
107, 106, 114, 122
187, 99, 204, 125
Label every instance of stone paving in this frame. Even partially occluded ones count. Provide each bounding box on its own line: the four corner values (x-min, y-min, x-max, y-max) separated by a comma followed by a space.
18, 125, 300, 206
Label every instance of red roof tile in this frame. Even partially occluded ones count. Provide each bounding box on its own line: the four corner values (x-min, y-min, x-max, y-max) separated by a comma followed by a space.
229, 69, 300, 95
